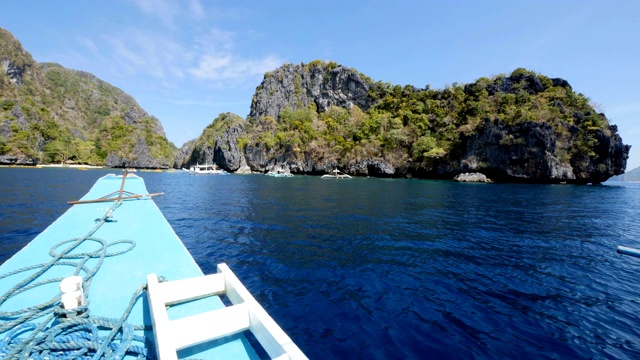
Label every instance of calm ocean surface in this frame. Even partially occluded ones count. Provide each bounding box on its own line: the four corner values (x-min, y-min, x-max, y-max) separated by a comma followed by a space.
1, 167, 640, 359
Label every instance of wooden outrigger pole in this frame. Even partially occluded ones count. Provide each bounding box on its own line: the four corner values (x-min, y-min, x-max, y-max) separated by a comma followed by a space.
67, 169, 164, 205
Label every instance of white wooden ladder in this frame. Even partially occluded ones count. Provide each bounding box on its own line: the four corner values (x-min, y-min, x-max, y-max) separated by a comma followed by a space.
146, 263, 308, 360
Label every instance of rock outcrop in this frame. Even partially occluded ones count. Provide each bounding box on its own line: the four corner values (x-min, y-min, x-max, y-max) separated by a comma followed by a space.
249, 61, 374, 121
213, 122, 246, 172
453, 119, 577, 182
174, 139, 196, 169
175, 113, 248, 172
105, 137, 172, 169
440, 118, 628, 184
0, 152, 36, 165
454, 172, 492, 183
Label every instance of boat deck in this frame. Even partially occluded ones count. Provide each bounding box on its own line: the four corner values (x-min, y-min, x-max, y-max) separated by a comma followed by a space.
0, 173, 259, 359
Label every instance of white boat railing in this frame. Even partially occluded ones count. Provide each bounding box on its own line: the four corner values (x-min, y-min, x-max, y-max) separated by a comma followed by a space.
147, 263, 307, 360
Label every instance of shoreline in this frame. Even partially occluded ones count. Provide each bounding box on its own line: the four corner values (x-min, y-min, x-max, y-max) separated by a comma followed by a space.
0, 164, 180, 172
0, 164, 103, 169
35, 164, 104, 169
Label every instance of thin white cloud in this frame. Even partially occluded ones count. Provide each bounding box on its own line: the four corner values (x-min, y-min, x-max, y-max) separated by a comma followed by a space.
188, 28, 282, 84
187, 0, 205, 19
197, 28, 236, 53
243, 30, 267, 42
105, 36, 145, 68
77, 38, 100, 59
167, 97, 248, 107
190, 55, 232, 78
132, 0, 204, 25
71, 37, 117, 74
609, 103, 640, 117
133, 0, 179, 26
189, 54, 281, 83
97, 29, 189, 84
74, 25, 281, 90
69, 9, 282, 92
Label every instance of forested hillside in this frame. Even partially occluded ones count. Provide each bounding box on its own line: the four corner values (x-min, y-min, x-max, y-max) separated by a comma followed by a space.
0, 28, 176, 167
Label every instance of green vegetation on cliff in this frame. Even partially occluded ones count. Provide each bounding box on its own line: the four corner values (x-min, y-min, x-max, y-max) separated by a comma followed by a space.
243, 63, 620, 179
194, 112, 244, 148
364, 68, 609, 170
0, 28, 176, 167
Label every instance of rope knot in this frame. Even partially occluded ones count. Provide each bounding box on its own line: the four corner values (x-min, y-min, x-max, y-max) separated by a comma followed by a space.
54, 302, 90, 320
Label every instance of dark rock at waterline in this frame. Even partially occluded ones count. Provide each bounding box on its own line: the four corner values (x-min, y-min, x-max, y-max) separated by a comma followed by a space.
213, 122, 246, 172
0, 153, 36, 165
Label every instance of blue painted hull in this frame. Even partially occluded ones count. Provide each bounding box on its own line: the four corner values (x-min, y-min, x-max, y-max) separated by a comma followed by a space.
0, 173, 258, 359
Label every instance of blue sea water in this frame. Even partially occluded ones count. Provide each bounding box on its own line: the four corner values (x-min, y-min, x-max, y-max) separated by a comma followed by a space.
1, 167, 640, 359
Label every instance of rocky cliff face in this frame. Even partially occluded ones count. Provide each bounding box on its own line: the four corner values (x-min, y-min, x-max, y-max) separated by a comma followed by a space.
212, 121, 246, 171
179, 62, 630, 184
249, 61, 375, 121
175, 113, 249, 172
239, 61, 392, 175
437, 119, 629, 184
0, 27, 175, 167
571, 125, 629, 183
427, 71, 628, 183
174, 139, 196, 169
0, 30, 35, 89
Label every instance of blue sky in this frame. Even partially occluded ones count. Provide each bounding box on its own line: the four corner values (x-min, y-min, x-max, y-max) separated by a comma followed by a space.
2, 0, 639, 170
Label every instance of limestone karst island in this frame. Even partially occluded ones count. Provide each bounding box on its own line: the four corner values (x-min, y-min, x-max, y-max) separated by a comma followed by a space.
0, 27, 630, 184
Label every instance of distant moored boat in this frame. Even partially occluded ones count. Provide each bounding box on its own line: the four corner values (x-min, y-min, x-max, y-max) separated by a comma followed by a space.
321, 169, 352, 179
182, 163, 227, 175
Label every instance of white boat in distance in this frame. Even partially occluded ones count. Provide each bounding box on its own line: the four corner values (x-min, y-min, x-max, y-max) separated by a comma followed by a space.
321, 169, 352, 179
266, 169, 294, 177
182, 163, 227, 175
